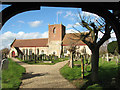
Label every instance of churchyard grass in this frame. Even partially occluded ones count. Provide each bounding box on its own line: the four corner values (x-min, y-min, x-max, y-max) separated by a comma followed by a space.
60, 58, 119, 89
2, 58, 25, 89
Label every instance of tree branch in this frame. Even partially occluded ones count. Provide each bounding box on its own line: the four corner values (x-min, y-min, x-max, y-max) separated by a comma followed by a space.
97, 23, 112, 47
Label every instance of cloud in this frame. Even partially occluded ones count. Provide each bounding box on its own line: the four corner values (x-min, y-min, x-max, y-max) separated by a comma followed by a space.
0, 31, 48, 50
64, 11, 75, 18
18, 20, 25, 23
111, 32, 116, 38
66, 24, 73, 29
11, 24, 15, 27
28, 20, 43, 27
66, 23, 80, 29
81, 11, 99, 18
66, 29, 78, 33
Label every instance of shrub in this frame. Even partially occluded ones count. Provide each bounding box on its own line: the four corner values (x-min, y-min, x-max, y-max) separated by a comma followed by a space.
107, 41, 118, 55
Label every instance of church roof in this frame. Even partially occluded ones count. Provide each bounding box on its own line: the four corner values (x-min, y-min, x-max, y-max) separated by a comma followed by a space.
11, 38, 48, 47
11, 33, 90, 47
63, 33, 86, 46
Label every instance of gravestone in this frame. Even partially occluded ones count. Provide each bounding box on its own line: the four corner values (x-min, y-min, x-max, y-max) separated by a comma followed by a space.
23, 55, 25, 60
18, 54, 21, 59
1, 59, 9, 70
49, 55, 52, 60
39, 55, 42, 60
47, 56, 50, 60
115, 55, 120, 65
26, 55, 28, 60
60, 55, 64, 58
37, 54, 39, 60
43, 61, 53, 63
106, 53, 109, 62
54, 56, 58, 60
21, 55, 23, 60
42, 55, 44, 60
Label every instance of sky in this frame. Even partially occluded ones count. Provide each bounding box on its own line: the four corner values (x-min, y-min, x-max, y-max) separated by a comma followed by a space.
0, 4, 116, 50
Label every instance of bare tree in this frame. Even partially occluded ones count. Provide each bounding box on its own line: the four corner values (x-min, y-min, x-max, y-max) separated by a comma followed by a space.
66, 41, 77, 68
72, 10, 112, 82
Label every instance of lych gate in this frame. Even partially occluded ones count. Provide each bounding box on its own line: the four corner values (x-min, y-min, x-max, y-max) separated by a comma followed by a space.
0, 2, 120, 53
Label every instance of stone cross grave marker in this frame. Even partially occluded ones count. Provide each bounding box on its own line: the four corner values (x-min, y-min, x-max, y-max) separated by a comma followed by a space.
1, 59, 9, 70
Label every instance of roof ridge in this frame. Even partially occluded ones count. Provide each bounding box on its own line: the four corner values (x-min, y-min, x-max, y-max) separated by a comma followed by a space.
16, 38, 48, 40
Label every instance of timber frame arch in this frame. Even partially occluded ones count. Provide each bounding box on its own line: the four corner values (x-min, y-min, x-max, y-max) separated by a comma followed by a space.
1, 2, 120, 53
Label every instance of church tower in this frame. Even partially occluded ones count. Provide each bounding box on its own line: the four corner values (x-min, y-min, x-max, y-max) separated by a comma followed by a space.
48, 24, 66, 57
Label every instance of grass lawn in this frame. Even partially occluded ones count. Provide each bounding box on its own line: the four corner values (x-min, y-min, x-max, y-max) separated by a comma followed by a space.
2, 58, 25, 89
17, 57, 69, 65
60, 58, 119, 89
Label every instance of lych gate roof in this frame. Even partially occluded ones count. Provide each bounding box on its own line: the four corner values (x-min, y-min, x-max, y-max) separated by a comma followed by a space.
11, 38, 48, 47
63, 33, 86, 46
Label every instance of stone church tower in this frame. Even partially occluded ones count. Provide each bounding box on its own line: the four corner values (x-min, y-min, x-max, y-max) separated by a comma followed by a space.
48, 24, 66, 57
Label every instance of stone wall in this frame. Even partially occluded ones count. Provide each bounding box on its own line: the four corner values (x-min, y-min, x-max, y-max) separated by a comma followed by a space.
48, 41, 62, 57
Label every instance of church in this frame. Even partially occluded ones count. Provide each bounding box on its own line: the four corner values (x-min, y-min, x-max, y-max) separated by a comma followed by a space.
9, 24, 91, 58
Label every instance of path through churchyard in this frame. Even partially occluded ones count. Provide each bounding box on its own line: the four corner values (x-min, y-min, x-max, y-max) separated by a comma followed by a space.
11, 58, 76, 89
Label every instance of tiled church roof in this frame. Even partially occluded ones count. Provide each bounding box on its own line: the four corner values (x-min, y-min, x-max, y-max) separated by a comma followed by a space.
11, 38, 48, 47
63, 33, 86, 46
11, 33, 90, 47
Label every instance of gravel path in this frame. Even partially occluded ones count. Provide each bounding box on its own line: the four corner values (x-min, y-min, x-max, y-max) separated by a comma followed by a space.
11, 58, 77, 89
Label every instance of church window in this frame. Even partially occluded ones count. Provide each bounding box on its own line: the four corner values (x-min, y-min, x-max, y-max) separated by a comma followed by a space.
53, 28, 56, 34
53, 52, 55, 55
41, 50, 44, 54
29, 49, 32, 55
64, 49, 67, 53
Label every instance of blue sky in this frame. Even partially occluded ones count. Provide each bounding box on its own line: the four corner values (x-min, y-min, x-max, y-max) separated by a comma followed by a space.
0, 4, 116, 49
1, 5, 79, 33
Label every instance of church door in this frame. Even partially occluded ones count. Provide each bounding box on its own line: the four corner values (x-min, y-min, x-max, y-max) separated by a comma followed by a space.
12, 51, 15, 57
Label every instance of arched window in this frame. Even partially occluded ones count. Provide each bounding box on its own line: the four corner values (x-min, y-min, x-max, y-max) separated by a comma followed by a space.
53, 52, 55, 55
29, 49, 32, 55
53, 27, 56, 34
41, 50, 44, 54
64, 49, 67, 53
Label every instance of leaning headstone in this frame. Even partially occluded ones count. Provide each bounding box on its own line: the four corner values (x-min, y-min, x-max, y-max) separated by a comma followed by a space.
1, 59, 9, 70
